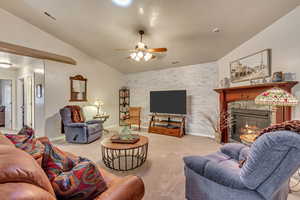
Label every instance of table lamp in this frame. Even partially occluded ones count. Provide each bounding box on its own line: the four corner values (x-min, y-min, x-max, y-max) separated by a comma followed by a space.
255, 87, 298, 123
94, 99, 104, 117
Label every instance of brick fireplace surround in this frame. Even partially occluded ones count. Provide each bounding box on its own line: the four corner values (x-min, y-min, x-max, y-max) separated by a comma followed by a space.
214, 81, 298, 143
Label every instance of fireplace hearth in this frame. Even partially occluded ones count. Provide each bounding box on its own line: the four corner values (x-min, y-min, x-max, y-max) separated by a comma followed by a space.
230, 108, 271, 142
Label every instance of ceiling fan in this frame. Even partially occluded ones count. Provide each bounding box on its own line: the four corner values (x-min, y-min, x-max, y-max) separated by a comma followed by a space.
116, 30, 167, 62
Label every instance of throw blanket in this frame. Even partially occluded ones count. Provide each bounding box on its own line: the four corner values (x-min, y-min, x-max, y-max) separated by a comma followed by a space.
257, 120, 300, 139
5, 127, 107, 200
42, 143, 107, 199
5, 126, 45, 160
66, 105, 85, 123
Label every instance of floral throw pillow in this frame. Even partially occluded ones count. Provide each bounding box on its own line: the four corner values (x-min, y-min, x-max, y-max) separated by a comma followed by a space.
42, 143, 107, 199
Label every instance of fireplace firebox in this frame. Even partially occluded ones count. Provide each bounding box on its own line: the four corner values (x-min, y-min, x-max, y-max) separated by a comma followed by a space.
230, 108, 272, 142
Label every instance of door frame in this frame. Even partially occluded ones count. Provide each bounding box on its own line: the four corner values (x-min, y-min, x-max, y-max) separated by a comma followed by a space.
0, 76, 16, 130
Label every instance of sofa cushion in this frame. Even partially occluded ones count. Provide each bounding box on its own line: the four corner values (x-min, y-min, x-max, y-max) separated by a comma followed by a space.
43, 143, 107, 199
0, 183, 56, 200
0, 134, 14, 146
184, 152, 246, 189
0, 146, 55, 196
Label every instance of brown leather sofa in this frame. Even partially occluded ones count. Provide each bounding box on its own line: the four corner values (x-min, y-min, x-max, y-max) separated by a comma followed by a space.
0, 134, 145, 200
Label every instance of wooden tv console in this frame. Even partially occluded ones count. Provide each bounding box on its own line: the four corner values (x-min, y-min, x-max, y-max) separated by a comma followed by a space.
148, 114, 185, 137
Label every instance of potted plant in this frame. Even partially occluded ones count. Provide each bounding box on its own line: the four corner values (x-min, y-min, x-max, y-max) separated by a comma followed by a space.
202, 110, 234, 143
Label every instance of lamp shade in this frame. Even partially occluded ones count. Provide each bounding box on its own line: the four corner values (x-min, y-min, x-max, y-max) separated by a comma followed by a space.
255, 87, 298, 106
94, 99, 104, 107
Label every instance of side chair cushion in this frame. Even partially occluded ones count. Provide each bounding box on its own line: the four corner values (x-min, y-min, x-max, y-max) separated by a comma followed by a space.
184, 152, 246, 189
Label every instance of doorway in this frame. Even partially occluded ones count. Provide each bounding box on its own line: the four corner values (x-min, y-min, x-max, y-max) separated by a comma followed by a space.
0, 79, 12, 130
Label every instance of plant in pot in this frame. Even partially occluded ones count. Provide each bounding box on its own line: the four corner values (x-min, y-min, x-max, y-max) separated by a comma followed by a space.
202, 110, 234, 143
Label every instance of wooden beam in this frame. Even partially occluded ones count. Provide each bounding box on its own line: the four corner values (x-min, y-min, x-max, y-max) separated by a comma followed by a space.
0, 41, 76, 65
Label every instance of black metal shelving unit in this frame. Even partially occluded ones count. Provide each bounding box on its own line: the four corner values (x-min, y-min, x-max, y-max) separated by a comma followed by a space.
119, 87, 130, 126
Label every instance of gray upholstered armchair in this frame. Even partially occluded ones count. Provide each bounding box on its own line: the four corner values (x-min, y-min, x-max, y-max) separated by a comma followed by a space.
60, 107, 103, 144
184, 131, 300, 200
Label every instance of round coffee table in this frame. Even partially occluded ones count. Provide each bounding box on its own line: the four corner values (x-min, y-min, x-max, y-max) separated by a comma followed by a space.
101, 136, 148, 171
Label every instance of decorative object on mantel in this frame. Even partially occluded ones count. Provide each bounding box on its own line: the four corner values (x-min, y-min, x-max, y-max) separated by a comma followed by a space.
255, 87, 298, 124
214, 81, 298, 143
70, 75, 87, 102
230, 49, 271, 83
202, 111, 235, 144
219, 77, 230, 88
272, 71, 284, 82
283, 72, 296, 81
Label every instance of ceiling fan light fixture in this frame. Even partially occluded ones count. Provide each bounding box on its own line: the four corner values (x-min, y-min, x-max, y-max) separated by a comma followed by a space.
130, 52, 137, 59
144, 53, 153, 61
137, 51, 144, 58
134, 56, 141, 62
137, 42, 145, 49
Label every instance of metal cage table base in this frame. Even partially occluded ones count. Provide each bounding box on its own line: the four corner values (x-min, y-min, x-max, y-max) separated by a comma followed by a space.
101, 137, 148, 171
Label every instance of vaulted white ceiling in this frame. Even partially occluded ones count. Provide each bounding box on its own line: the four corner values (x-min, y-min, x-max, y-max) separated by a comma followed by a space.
0, 0, 299, 73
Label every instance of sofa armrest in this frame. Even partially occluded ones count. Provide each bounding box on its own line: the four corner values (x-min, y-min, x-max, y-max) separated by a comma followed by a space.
65, 123, 87, 128
220, 143, 248, 161
95, 175, 145, 200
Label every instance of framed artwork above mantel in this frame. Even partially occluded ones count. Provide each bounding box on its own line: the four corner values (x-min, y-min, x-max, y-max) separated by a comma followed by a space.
70, 75, 87, 102
230, 49, 271, 83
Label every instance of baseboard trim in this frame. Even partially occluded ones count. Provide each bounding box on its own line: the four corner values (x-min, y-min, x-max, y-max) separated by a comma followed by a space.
187, 132, 215, 139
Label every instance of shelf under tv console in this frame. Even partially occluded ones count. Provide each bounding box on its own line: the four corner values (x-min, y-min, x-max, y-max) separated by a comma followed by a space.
148, 114, 185, 138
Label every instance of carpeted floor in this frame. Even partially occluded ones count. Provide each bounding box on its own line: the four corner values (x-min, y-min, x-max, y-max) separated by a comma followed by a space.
53, 128, 300, 200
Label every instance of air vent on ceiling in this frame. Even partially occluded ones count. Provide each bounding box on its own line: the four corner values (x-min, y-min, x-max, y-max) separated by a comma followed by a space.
44, 12, 56, 20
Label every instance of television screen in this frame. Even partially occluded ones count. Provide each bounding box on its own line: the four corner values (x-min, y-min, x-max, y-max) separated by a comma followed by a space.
150, 90, 186, 114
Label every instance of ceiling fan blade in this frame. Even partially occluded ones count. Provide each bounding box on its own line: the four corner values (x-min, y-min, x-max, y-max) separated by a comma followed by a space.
146, 48, 168, 53
115, 49, 136, 52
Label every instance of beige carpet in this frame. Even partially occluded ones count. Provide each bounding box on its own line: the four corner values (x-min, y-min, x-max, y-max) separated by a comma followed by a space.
53, 128, 300, 200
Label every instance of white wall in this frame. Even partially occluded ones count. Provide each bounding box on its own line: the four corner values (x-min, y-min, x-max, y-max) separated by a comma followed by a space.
218, 6, 300, 119
126, 62, 218, 137
0, 8, 125, 139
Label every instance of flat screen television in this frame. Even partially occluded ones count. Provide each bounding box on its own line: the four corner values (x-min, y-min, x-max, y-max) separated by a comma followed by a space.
150, 90, 186, 114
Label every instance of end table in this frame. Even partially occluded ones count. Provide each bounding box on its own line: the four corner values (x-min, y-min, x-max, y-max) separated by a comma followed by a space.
94, 115, 110, 134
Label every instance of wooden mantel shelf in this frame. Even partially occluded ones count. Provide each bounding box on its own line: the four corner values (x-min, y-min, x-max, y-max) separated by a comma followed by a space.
214, 81, 298, 93
214, 81, 298, 143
